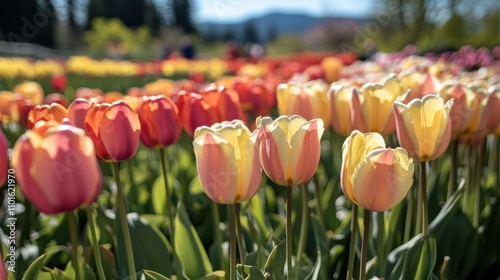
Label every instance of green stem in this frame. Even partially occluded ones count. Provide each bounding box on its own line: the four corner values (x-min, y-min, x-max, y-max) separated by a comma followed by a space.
420, 161, 429, 239
86, 206, 107, 280
376, 212, 385, 277
296, 184, 309, 265
228, 204, 237, 280
211, 202, 224, 269
286, 187, 293, 280
346, 204, 358, 280
447, 141, 458, 199
113, 162, 136, 280
403, 184, 414, 243
159, 148, 177, 274
462, 146, 472, 212
67, 211, 82, 280
473, 141, 485, 228
359, 209, 371, 280
235, 204, 246, 265
415, 162, 422, 236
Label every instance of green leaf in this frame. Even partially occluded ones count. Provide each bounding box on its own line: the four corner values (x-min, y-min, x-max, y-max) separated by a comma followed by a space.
402, 236, 437, 280
175, 204, 213, 279
21, 254, 47, 280
245, 267, 266, 280
143, 270, 170, 280
115, 212, 173, 279
310, 214, 327, 279
192, 270, 226, 280
263, 240, 285, 280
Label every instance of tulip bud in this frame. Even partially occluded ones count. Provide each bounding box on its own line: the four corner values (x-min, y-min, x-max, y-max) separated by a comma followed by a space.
11, 122, 102, 214
393, 94, 453, 161
26, 103, 68, 129
193, 120, 261, 204
256, 115, 324, 187
341, 130, 414, 212
84, 101, 141, 162
137, 96, 182, 148
277, 81, 331, 127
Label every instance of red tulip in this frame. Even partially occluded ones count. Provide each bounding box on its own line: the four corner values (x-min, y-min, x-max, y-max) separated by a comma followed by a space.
137, 96, 182, 148
50, 74, 68, 93
0, 126, 7, 186
84, 101, 141, 162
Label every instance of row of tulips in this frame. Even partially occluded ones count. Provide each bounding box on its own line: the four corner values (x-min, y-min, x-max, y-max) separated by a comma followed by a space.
1, 49, 500, 280
0, 52, 354, 80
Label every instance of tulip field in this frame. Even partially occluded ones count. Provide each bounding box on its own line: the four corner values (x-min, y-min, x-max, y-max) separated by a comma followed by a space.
1, 46, 500, 280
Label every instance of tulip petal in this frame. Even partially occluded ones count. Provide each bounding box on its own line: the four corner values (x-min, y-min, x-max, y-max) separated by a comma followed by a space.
289, 119, 324, 185
352, 148, 414, 212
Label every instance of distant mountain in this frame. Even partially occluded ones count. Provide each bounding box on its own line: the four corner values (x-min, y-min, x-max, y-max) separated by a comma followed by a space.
196, 13, 366, 43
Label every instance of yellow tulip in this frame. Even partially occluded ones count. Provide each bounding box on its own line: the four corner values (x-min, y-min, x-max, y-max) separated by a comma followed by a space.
328, 83, 364, 137
393, 94, 453, 161
277, 81, 331, 127
356, 74, 406, 135
193, 120, 261, 204
341, 130, 414, 212
256, 115, 324, 187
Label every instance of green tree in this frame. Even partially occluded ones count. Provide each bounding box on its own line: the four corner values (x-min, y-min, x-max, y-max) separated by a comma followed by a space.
171, 0, 196, 33
0, 0, 56, 48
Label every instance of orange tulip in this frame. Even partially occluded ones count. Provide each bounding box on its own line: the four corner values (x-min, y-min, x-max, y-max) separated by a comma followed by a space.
193, 120, 261, 204
393, 94, 453, 161
27, 103, 68, 129
277, 80, 331, 127
84, 101, 141, 162
256, 115, 324, 187
341, 130, 414, 211
11, 121, 102, 214
137, 96, 182, 148
44, 93, 69, 108
13, 81, 44, 105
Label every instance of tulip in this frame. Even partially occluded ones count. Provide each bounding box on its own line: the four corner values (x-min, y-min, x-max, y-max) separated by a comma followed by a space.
328, 83, 364, 137
193, 120, 261, 204
256, 115, 324, 187
67, 98, 93, 130
84, 101, 141, 162
439, 82, 474, 139
193, 120, 261, 280
277, 80, 331, 127
13, 81, 44, 105
137, 95, 182, 149
0, 126, 7, 186
341, 130, 414, 280
176, 85, 246, 136
256, 115, 324, 279
393, 94, 453, 161
50, 74, 68, 93
11, 121, 102, 214
355, 74, 406, 135
27, 103, 68, 129
341, 131, 415, 211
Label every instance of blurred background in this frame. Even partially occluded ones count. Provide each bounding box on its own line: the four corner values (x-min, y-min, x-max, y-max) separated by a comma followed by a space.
0, 0, 499, 60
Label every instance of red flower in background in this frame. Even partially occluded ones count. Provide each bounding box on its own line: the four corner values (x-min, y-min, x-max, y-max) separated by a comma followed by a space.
176, 84, 246, 136
50, 74, 68, 93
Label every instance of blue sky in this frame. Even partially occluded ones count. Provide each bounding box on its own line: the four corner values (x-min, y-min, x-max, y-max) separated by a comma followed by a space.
194, 0, 372, 23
